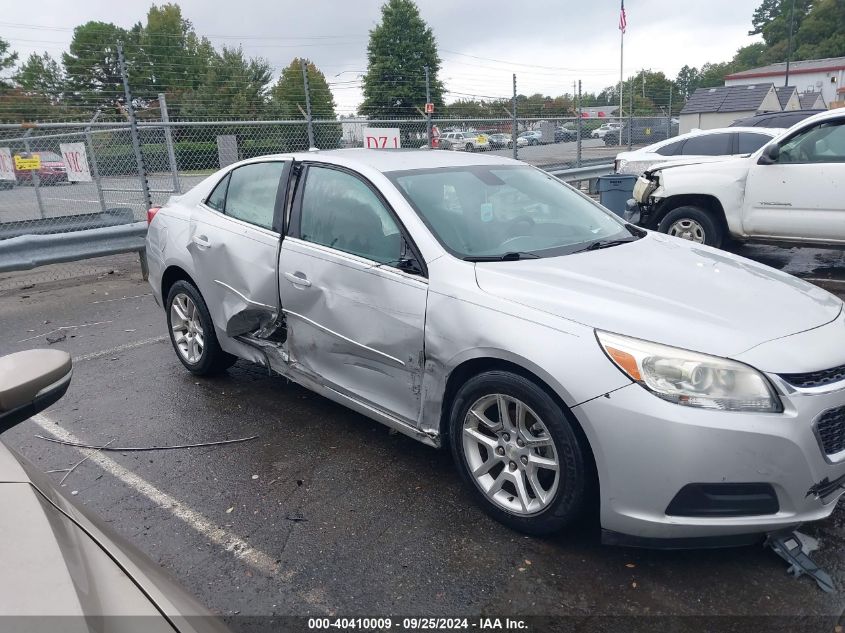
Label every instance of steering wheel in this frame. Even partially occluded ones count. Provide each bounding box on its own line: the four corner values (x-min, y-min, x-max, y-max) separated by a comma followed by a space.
506, 214, 535, 233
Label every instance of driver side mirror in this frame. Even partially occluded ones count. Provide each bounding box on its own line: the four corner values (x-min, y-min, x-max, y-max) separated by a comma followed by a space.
758, 143, 781, 165
0, 349, 72, 434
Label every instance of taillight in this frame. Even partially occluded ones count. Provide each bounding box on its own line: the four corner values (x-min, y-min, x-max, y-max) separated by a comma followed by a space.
146, 207, 161, 225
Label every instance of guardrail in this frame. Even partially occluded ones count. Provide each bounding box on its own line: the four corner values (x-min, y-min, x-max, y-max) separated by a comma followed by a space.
0, 163, 615, 280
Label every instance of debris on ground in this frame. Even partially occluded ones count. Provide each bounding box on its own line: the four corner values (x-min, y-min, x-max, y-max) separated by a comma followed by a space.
46, 331, 67, 344
284, 513, 307, 523
765, 530, 835, 593
35, 434, 259, 452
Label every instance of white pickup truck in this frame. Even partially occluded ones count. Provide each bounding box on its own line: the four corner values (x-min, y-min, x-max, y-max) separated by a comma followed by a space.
627, 108, 845, 248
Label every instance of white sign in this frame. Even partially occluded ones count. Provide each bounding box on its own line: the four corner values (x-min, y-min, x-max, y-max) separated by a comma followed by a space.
0, 148, 14, 181
60, 142, 92, 182
362, 127, 400, 149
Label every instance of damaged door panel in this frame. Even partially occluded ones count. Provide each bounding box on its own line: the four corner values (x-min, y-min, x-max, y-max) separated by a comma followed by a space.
188, 161, 290, 336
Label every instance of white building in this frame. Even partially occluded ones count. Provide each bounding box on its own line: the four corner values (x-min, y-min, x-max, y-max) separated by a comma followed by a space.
679, 84, 781, 133
724, 56, 844, 107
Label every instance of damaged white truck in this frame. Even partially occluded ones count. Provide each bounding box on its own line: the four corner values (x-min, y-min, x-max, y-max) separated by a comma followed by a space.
147, 148, 845, 547
627, 108, 845, 248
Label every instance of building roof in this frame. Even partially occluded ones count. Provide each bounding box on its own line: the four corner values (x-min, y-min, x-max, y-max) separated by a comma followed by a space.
680, 84, 776, 115
775, 86, 797, 109
725, 56, 845, 80
799, 92, 825, 109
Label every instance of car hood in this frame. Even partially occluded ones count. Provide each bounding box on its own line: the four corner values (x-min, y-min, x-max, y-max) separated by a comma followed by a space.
474, 233, 842, 363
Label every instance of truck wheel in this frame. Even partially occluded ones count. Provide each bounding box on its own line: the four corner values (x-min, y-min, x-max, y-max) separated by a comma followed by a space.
658, 206, 724, 248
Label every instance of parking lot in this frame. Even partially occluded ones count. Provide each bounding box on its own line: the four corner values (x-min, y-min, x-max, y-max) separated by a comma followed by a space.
1, 243, 844, 631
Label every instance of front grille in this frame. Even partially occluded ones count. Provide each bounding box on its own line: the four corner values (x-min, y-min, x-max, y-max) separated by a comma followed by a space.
816, 407, 845, 456
780, 364, 845, 389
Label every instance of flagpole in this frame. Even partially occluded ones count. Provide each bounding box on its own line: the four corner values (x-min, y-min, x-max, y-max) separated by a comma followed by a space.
619, 21, 624, 147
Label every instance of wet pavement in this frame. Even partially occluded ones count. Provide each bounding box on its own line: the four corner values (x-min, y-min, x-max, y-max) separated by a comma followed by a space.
1, 246, 845, 631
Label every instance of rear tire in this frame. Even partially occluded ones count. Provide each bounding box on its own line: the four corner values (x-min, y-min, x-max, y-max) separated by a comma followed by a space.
658, 205, 724, 248
449, 370, 590, 536
166, 280, 236, 375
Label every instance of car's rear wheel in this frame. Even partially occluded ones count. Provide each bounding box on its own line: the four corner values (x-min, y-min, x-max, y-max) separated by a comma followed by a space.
658, 205, 724, 248
465, 143, 474, 152
166, 280, 236, 375
449, 370, 590, 535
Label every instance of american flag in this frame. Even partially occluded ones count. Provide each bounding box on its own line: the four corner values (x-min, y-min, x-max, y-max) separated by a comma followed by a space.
619, 0, 627, 33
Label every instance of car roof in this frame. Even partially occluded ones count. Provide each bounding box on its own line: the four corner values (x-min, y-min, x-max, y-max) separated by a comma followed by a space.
244, 148, 522, 173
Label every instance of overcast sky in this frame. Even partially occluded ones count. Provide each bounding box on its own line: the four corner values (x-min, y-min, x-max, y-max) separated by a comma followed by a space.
2, 0, 763, 114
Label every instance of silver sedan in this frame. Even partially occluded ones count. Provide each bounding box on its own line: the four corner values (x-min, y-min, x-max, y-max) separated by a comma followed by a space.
146, 149, 845, 546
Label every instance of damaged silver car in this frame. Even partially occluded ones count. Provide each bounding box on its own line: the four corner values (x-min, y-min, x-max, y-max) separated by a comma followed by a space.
146, 149, 845, 546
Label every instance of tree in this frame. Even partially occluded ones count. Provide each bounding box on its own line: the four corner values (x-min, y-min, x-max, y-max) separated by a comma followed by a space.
62, 21, 136, 109
0, 37, 19, 90
360, 0, 444, 117
15, 53, 64, 101
793, 0, 845, 61
675, 65, 701, 100
268, 58, 340, 149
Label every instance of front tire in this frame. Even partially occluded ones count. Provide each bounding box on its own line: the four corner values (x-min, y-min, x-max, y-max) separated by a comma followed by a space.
658, 205, 724, 248
449, 370, 590, 536
166, 280, 236, 375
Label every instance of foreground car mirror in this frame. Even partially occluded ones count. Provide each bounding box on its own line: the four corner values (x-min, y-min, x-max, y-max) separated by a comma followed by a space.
0, 349, 72, 433
758, 143, 781, 165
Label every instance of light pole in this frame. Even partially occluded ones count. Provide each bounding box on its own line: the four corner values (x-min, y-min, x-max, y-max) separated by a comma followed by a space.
785, 0, 796, 86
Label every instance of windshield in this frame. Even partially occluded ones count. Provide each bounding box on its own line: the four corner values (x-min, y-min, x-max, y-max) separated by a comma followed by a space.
389, 165, 633, 259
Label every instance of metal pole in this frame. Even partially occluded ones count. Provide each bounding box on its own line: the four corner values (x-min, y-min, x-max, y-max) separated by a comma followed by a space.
22, 130, 45, 219
619, 28, 624, 147
512, 73, 518, 160
667, 85, 673, 139
628, 82, 634, 150
576, 80, 582, 167
785, 0, 796, 86
84, 110, 107, 213
117, 44, 151, 211
301, 58, 316, 149
424, 66, 432, 148
158, 93, 181, 194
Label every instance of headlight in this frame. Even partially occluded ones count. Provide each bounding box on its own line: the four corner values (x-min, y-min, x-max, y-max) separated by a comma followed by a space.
596, 331, 782, 412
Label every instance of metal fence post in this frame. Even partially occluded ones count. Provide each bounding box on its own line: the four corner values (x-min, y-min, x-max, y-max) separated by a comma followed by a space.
301, 59, 316, 149
84, 111, 108, 214
576, 80, 583, 168
512, 73, 518, 160
22, 130, 46, 219
628, 82, 634, 151
667, 85, 673, 139
158, 93, 181, 193
424, 66, 433, 148
118, 43, 151, 280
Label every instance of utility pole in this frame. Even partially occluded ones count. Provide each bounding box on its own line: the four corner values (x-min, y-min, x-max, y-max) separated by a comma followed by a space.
576, 79, 582, 167
424, 65, 432, 148
667, 84, 673, 139
785, 0, 796, 86
512, 73, 518, 160
301, 58, 315, 149
117, 43, 151, 211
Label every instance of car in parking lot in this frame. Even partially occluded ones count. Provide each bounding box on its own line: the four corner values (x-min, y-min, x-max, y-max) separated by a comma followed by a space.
519, 131, 543, 146
14, 151, 69, 185
0, 349, 229, 631
629, 108, 845, 248
555, 124, 577, 143
507, 136, 529, 149
730, 109, 824, 129
614, 127, 782, 175
439, 131, 490, 152
487, 133, 509, 149
591, 122, 623, 140
146, 148, 845, 545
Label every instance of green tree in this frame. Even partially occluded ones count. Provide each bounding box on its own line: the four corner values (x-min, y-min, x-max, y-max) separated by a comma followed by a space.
14, 52, 64, 101
62, 21, 136, 108
360, 0, 444, 117
0, 36, 19, 90
675, 65, 701, 100
793, 0, 845, 60
268, 58, 340, 149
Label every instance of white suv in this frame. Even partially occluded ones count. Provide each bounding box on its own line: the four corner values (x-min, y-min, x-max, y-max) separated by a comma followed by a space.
440, 131, 490, 152
591, 122, 623, 139
629, 109, 845, 248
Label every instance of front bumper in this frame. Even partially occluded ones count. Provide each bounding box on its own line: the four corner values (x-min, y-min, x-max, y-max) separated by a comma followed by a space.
574, 380, 845, 540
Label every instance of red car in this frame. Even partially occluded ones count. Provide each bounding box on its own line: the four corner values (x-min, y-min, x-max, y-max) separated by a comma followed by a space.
14, 151, 68, 185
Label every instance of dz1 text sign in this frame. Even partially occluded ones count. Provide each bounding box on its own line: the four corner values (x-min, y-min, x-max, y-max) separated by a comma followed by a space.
362, 128, 400, 149
14, 154, 41, 171
60, 143, 92, 182
0, 148, 14, 181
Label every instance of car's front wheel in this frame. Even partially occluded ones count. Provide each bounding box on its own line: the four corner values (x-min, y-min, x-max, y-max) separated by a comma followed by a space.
166, 280, 236, 375
449, 370, 590, 535
658, 205, 724, 248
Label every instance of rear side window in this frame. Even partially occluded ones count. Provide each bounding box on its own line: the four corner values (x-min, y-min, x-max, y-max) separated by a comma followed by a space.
681, 133, 733, 156
737, 132, 772, 154
655, 139, 685, 156
223, 162, 285, 230
206, 173, 229, 212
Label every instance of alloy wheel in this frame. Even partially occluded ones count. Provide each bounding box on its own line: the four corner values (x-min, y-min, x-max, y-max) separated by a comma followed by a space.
462, 393, 560, 516
667, 218, 706, 243
170, 293, 205, 364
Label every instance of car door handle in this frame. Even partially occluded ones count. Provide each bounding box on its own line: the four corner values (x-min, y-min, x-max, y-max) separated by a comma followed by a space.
284, 272, 311, 287
192, 235, 211, 248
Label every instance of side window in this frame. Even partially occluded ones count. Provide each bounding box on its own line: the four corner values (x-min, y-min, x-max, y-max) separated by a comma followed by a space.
737, 132, 773, 154
681, 133, 733, 156
299, 166, 403, 265
655, 139, 685, 156
223, 162, 285, 230
206, 173, 229, 212
779, 120, 845, 164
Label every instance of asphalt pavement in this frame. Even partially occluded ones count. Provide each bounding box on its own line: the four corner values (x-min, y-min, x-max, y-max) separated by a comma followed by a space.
1, 245, 845, 631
